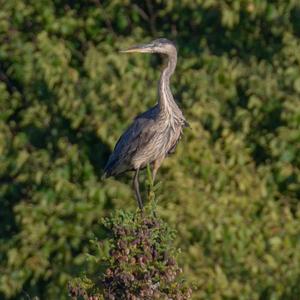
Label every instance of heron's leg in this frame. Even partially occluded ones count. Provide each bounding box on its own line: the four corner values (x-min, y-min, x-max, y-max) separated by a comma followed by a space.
133, 168, 143, 210
152, 168, 158, 184
148, 158, 163, 203
152, 158, 163, 184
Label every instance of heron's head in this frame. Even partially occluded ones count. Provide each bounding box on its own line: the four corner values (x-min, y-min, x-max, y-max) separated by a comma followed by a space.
120, 38, 176, 55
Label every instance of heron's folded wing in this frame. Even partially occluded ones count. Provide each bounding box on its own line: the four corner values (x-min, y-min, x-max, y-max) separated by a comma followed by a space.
104, 110, 157, 175
113, 116, 156, 158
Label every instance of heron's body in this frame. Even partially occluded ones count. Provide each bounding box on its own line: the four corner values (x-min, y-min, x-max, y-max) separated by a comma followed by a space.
103, 38, 188, 209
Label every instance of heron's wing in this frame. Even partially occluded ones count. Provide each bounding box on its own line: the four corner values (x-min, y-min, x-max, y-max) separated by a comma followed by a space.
104, 106, 158, 176
113, 106, 157, 152
114, 117, 156, 155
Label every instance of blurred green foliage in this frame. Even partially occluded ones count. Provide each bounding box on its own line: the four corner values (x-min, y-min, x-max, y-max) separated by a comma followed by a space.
0, 0, 300, 299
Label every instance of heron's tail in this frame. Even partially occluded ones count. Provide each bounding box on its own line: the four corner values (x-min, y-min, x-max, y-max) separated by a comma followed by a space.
102, 162, 115, 180
102, 163, 112, 180
101, 172, 107, 180
102, 156, 120, 179
102, 163, 114, 179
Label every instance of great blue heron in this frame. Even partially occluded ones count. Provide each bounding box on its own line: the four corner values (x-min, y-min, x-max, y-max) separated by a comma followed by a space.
103, 38, 188, 210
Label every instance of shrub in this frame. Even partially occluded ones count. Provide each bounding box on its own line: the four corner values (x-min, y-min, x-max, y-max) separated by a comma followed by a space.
68, 209, 192, 299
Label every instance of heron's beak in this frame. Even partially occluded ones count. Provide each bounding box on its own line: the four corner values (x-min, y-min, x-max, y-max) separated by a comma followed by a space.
120, 43, 154, 53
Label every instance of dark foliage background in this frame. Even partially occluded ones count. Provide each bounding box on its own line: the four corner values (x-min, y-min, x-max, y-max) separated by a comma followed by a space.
0, 0, 300, 299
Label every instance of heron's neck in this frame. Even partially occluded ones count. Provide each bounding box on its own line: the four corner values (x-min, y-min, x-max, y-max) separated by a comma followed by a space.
158, 53, 178, 114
